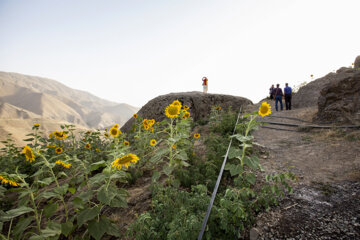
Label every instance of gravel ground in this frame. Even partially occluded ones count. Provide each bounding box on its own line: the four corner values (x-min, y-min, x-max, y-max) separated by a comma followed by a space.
253, 181, 360, 240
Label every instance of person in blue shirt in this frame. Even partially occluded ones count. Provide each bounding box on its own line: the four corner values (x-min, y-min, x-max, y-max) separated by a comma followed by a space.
284, 83, 292, 110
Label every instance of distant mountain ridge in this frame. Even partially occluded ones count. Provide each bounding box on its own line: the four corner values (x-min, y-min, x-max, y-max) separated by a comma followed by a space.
0, 71, 139, 129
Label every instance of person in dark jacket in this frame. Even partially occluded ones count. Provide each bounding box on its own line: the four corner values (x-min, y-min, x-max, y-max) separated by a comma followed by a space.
269, 84, 275, 100
284, 83, 292, 110
273, 84, 283, 111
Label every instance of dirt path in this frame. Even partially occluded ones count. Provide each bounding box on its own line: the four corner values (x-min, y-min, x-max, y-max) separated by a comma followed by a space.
253, 104, 360, 184
248, 101, 360, 239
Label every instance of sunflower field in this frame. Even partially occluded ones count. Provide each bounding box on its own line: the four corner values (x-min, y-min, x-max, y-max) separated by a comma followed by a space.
0, 100, 295, 240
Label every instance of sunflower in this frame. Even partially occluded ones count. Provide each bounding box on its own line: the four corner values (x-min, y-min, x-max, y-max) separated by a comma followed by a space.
33, 123, 40, 128
0, 176, 19, 187
104, 133, 109, 138
172, 144, 176, 149
216, 106, 222, 111
85, 143, 91, 149
55, 147, 63, 154
55, 160, 71, 168
143, 124, 150, 130
165, 104, 181, 118
194, 133, 200, 139
95, 148, 101, 152
46, 144, 56, 148
182, 111, 190, 119
53, 131, 68, 140
23, 145, 35, 162
150, 139, 157, 146
49, 133, 54, 138
183, 105, 189, 110
172, 99, 182, 108
112, 154, 139, 170
109, 127, 120, 137
123, 140, 130, 146
112, 124, 119, 129
133, 114, 138, 118
149, 119, 155, 126
258, 102, 271, 117
9, 180, 19, 187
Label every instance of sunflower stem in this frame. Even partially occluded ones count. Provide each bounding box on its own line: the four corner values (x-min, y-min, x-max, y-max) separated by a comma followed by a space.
34, 128, 38, 146
7, 218, 13, 239
169, 118, 174, 166
40, 155, 69, 221
18, 176, 41, 234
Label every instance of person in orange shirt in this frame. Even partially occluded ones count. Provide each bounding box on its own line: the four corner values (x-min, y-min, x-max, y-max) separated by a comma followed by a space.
202, 77, 208, 93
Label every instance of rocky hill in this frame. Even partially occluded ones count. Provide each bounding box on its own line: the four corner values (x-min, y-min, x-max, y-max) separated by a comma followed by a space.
0, 71, 139, 147
121, 91, 253, 132
315, 68, 360, 124
292, 56, 360, 125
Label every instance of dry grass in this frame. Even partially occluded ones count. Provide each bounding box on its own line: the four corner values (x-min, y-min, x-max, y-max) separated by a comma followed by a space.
311, 128, 360, 142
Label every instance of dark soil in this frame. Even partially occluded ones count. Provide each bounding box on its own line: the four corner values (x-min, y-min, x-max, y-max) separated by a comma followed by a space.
254, 181, 360, 239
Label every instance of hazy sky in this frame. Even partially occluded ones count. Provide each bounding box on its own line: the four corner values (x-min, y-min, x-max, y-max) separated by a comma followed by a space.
0, 0, 359, 107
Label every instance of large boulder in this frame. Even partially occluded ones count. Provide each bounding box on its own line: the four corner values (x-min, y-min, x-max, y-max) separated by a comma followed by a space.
355, 55, 360, 69
314, 70, 360, 124
121, 91, 252, 132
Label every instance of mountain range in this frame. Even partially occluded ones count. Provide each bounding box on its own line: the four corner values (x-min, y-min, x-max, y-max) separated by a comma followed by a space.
0, 71, 139, 147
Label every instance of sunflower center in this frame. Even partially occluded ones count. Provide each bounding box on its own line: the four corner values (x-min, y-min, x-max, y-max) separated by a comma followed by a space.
260, 106, 269, 114
25, 149, 32, 158
168, 106, 179, 115
117, 156, 133, 165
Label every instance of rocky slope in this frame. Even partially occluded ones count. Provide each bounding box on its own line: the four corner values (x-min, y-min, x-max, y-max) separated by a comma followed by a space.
291, 56, 360, 126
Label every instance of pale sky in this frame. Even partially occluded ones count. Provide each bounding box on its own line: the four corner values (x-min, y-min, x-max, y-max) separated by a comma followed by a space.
0, 0, 359, 107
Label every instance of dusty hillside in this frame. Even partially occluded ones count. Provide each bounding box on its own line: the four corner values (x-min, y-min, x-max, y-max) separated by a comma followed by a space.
0, 71, 139, 129
0, 72, 139, 146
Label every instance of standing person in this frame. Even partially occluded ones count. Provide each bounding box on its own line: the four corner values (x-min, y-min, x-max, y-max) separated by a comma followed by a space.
269, 84, 275, 100
284, 83, 292, 110
202, 77, 208, 93
274, 84, 283, 111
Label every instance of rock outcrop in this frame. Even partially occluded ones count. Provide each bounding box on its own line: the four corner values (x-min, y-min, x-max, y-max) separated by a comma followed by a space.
121, 92, 252, 132
314, 69, 360, 124
355, 56, 360, 68
292, 73, 337, 109
293, 56, 360, 110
